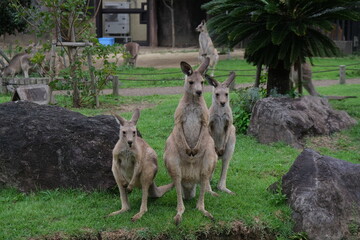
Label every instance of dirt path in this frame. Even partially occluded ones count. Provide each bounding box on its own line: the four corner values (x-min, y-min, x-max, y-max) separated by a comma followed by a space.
135, 47, 244, 68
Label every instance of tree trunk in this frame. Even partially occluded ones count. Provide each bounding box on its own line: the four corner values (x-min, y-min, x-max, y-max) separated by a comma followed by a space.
297, 61, 303, 95
267, 60, 290, 96
162, 0, 175, 48
68, 14, 81, 108
170, 1, 175, 48
254, 64, 262, 88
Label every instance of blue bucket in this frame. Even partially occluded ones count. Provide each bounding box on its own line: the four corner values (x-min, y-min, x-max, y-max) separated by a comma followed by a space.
98, 37, 115, 46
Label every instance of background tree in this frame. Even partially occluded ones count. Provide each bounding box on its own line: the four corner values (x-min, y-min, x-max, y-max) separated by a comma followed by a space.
162, 0, 175, 48
203, 0, 360, 96
0, 0, 30, 38
13, 0, 123, 108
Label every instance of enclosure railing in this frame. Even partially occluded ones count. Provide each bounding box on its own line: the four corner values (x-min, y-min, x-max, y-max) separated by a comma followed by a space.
1, 62, 360, 95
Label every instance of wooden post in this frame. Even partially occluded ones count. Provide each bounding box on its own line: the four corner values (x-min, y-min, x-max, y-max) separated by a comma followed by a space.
0, 78, 7, 94
339, 65, 346, 84
112, 75, 120, 96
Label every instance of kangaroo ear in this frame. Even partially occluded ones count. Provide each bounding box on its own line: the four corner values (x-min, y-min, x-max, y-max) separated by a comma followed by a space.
113, 113, 126, 126
205, 74, 218, 88
180, 61, 193, 76
131, 108, 140, 125
224, 71, 236, 88
197, 57, 210, 75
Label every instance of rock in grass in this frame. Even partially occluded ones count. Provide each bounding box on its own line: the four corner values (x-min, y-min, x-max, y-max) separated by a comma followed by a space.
0, 101, 118, 192
282, 149, 360, 240
247, 96, 357, 148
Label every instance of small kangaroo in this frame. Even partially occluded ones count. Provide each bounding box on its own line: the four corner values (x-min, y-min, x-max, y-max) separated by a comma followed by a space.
196, 20, 219, 77
0, 53, 32, 78
124, 42, 140, 67
206, 72, 236, 195
164, 58, 218, 225
109, 109, 173, 222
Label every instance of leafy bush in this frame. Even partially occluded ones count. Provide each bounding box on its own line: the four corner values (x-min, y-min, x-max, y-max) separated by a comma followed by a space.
231, 87, 266, 134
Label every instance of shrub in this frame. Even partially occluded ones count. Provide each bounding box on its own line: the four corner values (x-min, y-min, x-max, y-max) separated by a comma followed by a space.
231, 87, 266, 134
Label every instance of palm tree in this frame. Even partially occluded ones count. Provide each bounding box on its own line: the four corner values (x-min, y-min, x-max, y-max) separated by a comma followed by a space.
203, 0, 360, 95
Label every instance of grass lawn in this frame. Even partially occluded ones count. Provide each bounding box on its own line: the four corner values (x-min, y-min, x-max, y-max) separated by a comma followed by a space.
0, 81, 359, 239
112, 56, 360, 89
46, 55, 360, 91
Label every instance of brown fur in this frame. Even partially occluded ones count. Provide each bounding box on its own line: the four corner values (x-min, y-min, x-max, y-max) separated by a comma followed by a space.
124, 42, 140, 67
290, 63, 320, 96
206, 72, 237, 194
163, 58, 218, 225
0, 53, 32, 78
196, 20, 219, 76
109, 109, 173, 221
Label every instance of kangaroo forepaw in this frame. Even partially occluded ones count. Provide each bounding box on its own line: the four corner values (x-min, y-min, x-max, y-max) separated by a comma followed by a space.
126, 186, 133, 193
217, 149, 225, 157
191, 148, 198, 156
186, 148, 192, 156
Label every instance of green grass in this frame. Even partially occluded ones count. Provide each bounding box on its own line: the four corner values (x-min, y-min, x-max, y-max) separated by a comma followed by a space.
113, 56, 360, 89
0, 78, 359, 239
48, 55, 360, 91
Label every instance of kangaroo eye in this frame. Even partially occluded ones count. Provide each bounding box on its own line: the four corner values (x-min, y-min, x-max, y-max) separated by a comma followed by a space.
189, 81, 194, 85
215, 93, 219, 97
225, 93, 228, 96
133, 131, 136, 136
122, 131, 126, 135
201, 81, 204, 85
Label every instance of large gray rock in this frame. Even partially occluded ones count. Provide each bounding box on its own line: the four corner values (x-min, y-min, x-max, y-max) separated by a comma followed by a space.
282, 149, 360, 240
0, 101, 119, 192
247, 96, 357, 148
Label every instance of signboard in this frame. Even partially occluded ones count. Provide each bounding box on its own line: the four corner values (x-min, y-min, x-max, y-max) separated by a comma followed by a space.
12, 84, 51, 105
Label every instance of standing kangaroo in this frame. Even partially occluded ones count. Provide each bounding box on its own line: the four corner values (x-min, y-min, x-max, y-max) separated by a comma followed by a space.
124, 42, 140, 67
196, 20, 219, 77
290, 63, 320, 96
164, 58, 218, 225
206, 72, 236, 195
109, 109, 173, 222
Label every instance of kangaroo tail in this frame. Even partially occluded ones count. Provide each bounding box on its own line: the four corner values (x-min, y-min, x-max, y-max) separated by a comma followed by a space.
149, 182, 174, 198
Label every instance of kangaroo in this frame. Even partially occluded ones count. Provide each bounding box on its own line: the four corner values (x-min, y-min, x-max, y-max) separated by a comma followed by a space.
206, 72, 236, 195
196, 20, 219, 77
0, 53, 32, 78
290, 62, 320, 96
164, 58, 218, 225
109, 109, 173, 222
124, 42, 140, 67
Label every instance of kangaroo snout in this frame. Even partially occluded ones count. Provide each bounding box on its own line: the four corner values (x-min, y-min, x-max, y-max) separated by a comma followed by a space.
196, 90, 202, 96
220, 102, 226, 107
127, 140, 133, 147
